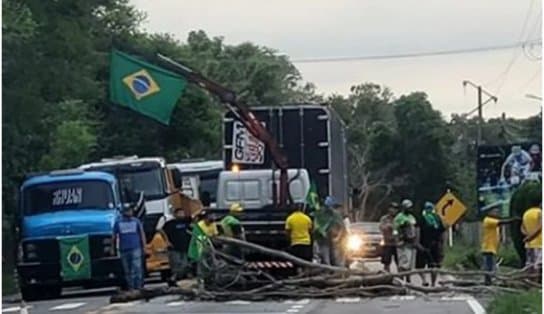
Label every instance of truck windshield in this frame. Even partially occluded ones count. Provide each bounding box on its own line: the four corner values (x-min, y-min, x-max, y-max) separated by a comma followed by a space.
23, 180, 115, 215
117, 167, 166, 201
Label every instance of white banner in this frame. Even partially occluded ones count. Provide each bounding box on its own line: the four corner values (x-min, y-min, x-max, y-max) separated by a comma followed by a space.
232, 121, 265, 164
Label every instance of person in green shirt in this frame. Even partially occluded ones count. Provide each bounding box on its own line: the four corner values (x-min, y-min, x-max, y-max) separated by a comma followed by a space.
394, 199, 417, 282
220, 203, 246, 258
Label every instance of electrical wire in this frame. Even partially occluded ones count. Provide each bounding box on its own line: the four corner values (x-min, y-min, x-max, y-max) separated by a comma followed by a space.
290, 41, 539, 64
492, 0, 536, 95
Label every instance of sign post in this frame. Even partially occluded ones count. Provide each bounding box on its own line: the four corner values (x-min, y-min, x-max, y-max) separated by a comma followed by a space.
435, 190, 467, 247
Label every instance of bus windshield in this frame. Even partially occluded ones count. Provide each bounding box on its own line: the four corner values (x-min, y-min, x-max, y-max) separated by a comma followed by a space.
23, 180, 115, 215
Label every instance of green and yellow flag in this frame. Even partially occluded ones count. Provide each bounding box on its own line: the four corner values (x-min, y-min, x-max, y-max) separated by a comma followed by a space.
188, 223, 209, 262
305, 182, 320, 211
109, 50, 187, 125
58, 235, 91, 281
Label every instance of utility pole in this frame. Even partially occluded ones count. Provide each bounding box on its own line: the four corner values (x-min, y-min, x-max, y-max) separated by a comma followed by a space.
462, 81, 498, 146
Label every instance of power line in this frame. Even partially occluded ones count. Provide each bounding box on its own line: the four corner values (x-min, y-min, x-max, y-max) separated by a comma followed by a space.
290, 40, 540, 64
492, 0, 536, 95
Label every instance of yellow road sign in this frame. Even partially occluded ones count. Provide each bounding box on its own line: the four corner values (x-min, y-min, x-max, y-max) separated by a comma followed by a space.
435, 191, 467, 226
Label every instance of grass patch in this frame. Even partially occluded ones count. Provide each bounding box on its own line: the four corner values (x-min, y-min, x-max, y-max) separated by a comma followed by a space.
2, 271, 17, 296
442, 242, 521, 270
487, 290, 542, 314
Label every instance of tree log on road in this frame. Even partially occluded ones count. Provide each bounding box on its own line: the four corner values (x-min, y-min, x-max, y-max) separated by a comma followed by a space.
110, 237, 539, 303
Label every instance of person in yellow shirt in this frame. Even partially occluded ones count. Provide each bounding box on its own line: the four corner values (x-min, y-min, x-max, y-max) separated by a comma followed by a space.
285, 204, 313, 262
197, 211, 219, 238
521, 200, 542, 273
481, 206, 518, 285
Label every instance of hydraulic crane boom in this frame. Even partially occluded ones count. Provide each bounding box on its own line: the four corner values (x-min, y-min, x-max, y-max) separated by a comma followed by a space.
156, 53, 290, 208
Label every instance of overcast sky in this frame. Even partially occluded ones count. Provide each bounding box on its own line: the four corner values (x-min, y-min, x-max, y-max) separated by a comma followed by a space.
132, 0, 542, 119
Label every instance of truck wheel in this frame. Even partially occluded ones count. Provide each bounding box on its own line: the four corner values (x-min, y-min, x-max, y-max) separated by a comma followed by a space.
21, 286, 41, 301
44, 285, 62, 299
160, 270, 171, 282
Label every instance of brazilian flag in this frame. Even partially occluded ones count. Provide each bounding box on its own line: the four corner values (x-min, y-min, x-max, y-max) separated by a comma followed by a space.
188, 223, 209, 262
58, 235, 91, 281
305, 182, 320, 211
109, 50, 188, 125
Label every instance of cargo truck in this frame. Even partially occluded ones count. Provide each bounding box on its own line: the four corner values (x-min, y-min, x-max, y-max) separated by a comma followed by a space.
223, 105, 348, 206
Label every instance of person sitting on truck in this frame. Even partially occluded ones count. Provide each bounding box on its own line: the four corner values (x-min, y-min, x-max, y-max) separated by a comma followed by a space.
112, 204, 147, 292
220, 203, 246, 258
161, 207, 193, 287
197, 210, 219, 238
285, 203, 313, 263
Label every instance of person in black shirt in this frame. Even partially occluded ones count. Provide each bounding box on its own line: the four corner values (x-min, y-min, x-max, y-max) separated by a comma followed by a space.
415, 202, 446, 286
161, 207, 192, 286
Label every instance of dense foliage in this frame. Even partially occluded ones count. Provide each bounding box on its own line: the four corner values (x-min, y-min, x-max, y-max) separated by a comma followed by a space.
2, 0, 541, 265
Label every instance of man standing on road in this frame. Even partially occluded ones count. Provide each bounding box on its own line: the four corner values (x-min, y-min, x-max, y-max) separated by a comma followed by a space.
415, 202, 446, 286
521, 196, 542, 276
379, 202, 399, 272
481, 206, 518, 285
286, 203, 313, 263
161, 207, 193, 287
314, 197, 346, 265
112, 204, 147, 292
394, 199, 417, 282
220, 203, 246, 258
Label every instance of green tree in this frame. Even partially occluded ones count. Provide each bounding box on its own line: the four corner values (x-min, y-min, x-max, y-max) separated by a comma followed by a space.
393, 92, 454, 207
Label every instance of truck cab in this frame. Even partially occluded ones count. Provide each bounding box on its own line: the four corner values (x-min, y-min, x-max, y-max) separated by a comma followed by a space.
215, 169, 310, 251
79, 156, 175, 278
168, 160, 223, 208
16, 170, 123, 300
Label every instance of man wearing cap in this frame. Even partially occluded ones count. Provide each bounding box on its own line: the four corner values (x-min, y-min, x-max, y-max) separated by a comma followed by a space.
379, 202, 399, 272
314, 196, 346, 265
221, 203, 246, 258
112, 204, 147, 292
394, 199, 417, 282
481, 206, 518, 285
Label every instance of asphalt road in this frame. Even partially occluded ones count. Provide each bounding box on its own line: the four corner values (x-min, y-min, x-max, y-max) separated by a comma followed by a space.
2, 261, 487, 314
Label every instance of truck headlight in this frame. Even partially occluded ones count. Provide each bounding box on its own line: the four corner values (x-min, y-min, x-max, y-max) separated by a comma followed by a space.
346, 235, 363, 251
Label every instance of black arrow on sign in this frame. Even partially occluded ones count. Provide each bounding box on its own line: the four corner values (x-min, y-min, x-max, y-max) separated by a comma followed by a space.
441, 199, 454, 216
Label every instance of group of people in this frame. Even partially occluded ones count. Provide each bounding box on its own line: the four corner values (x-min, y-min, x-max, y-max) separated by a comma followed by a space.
378, 195, 542, 286
110, 202, 247, 293
284, 196, 348, 267
379, 199, 446, 286
481, 195, 541, 285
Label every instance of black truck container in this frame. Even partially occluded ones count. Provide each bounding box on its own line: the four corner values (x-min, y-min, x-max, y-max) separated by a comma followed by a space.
223, 104, 349, 206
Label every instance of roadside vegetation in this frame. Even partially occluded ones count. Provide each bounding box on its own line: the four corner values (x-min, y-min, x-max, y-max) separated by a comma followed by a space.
442, 241, 520, 270
487, 290, 542, 314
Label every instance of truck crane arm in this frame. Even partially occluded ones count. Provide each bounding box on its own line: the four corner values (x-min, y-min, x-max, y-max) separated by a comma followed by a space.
156, 53, 290, 208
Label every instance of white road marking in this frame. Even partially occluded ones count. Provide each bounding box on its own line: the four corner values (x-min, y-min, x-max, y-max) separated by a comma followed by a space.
50, 302, 86, 311
465, 296, 486, 314
166, 301, 186, 306
335, 297, 361, 303
440, 295, 469, 301
292, 305, 305, 309
390, 295, 416, 301
101, 301, 140, 310
287, 309, 300, 313
284, 299, 310, 304
2, 306, 31, 313
225, 300, 251, 305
